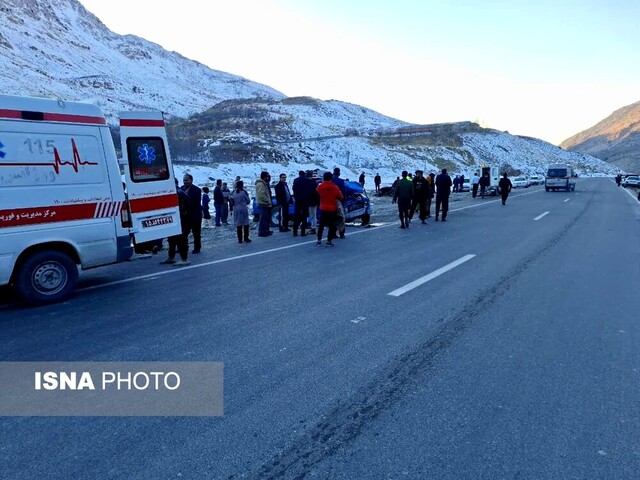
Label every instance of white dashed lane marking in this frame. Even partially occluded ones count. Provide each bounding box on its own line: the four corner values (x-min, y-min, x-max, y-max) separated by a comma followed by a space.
387, 254, 476, 297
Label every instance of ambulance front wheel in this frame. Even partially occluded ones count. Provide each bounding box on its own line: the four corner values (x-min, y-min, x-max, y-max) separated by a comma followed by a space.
15, 250, 79, 305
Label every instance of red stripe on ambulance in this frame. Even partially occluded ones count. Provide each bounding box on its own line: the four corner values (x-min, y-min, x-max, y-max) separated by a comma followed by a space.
43, 113, 106, 125
0, 204, 97, 228
128, 194, 178, 213
0, 202, 126, 228
119, 119, 165, 127
0, 109, 22, 119
0, 109, 106, 125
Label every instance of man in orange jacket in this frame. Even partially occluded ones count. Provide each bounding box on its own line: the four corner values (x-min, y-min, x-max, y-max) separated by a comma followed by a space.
316, 171, 344, 247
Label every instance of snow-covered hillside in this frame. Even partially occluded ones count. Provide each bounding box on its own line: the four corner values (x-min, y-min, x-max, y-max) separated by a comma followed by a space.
0, 0, 284, 120
169, 98, 618, 187
172, 131, 618, 191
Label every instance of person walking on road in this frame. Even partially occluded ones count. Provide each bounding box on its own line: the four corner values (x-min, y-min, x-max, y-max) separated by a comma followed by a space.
230, 181, 251, 243
498, 173, 513, 205
393, 170, 414, 229
374, 173, 381, 194
316, 171, 344, 247
435, 168, 452, 222
255, 171, 273, 237
616, 173, 622, 187
471, 171, 480, 198
359, 172, 366, 188
410, 170, 429, 224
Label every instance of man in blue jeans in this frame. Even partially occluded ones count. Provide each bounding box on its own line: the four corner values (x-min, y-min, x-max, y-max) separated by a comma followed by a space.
255, 171, 273, 237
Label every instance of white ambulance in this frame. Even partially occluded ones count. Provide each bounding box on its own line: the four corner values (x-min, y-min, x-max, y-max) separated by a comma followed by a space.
0, 95, 182, 304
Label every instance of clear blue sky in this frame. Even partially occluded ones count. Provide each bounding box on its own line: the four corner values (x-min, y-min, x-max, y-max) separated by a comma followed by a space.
79, 0, 640, 144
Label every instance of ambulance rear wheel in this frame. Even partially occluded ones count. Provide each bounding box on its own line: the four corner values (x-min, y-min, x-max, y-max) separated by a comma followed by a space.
15, 250, 79, 305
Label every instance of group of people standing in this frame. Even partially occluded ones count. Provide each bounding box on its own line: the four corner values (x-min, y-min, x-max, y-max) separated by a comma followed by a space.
255, 167, 349, 246
201, 179, 234, 228
470, 171, 494, 199
159, 173, 204, 266
153, 166, 517, 264
392, 169, 453, 226
391, 168, 515, 228
157, 173, 252, 265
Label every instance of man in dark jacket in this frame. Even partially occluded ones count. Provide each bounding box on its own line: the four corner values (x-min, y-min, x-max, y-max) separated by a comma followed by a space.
374, 173, 381, 194
274, 173, 292, 232
409, 170, 429, 224
393, 170, 414, 229
359, 172, 365, 187
161, 180, 191, 265
479, 173, 490, 198
181, 173, 202, 253
498, 173, 513, 205
213, 179, 224, 227
292, 170, 314, 237
435, 168, 452, 222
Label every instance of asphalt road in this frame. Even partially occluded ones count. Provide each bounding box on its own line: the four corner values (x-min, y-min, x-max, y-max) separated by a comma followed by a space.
1, 178, 639, 479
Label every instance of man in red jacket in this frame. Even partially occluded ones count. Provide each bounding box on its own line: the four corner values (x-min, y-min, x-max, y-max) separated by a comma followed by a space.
316, 171, 344, 247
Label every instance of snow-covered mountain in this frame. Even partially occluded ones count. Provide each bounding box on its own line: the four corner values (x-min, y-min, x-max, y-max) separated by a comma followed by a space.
0, 0, 617, 184
0, 0, 284, 120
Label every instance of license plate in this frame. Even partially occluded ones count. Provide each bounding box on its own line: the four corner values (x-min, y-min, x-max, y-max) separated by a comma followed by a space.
141, 216, 174, 228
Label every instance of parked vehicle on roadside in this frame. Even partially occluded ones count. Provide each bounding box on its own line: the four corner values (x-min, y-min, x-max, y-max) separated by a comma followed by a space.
512, 176, 530, 188
475, 166, 501, 195
529, 175, 545, 185
0, 95, 181, 304
623, 175, 640, 188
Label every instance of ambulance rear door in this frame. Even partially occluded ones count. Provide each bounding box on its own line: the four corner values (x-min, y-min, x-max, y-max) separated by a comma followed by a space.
119, 111, 181, 243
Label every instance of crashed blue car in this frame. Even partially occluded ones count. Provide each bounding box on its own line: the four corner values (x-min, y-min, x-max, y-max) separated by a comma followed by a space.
252, 180, 372, 226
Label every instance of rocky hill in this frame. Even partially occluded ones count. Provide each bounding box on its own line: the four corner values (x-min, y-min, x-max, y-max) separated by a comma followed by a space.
560, 101, 640, 172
